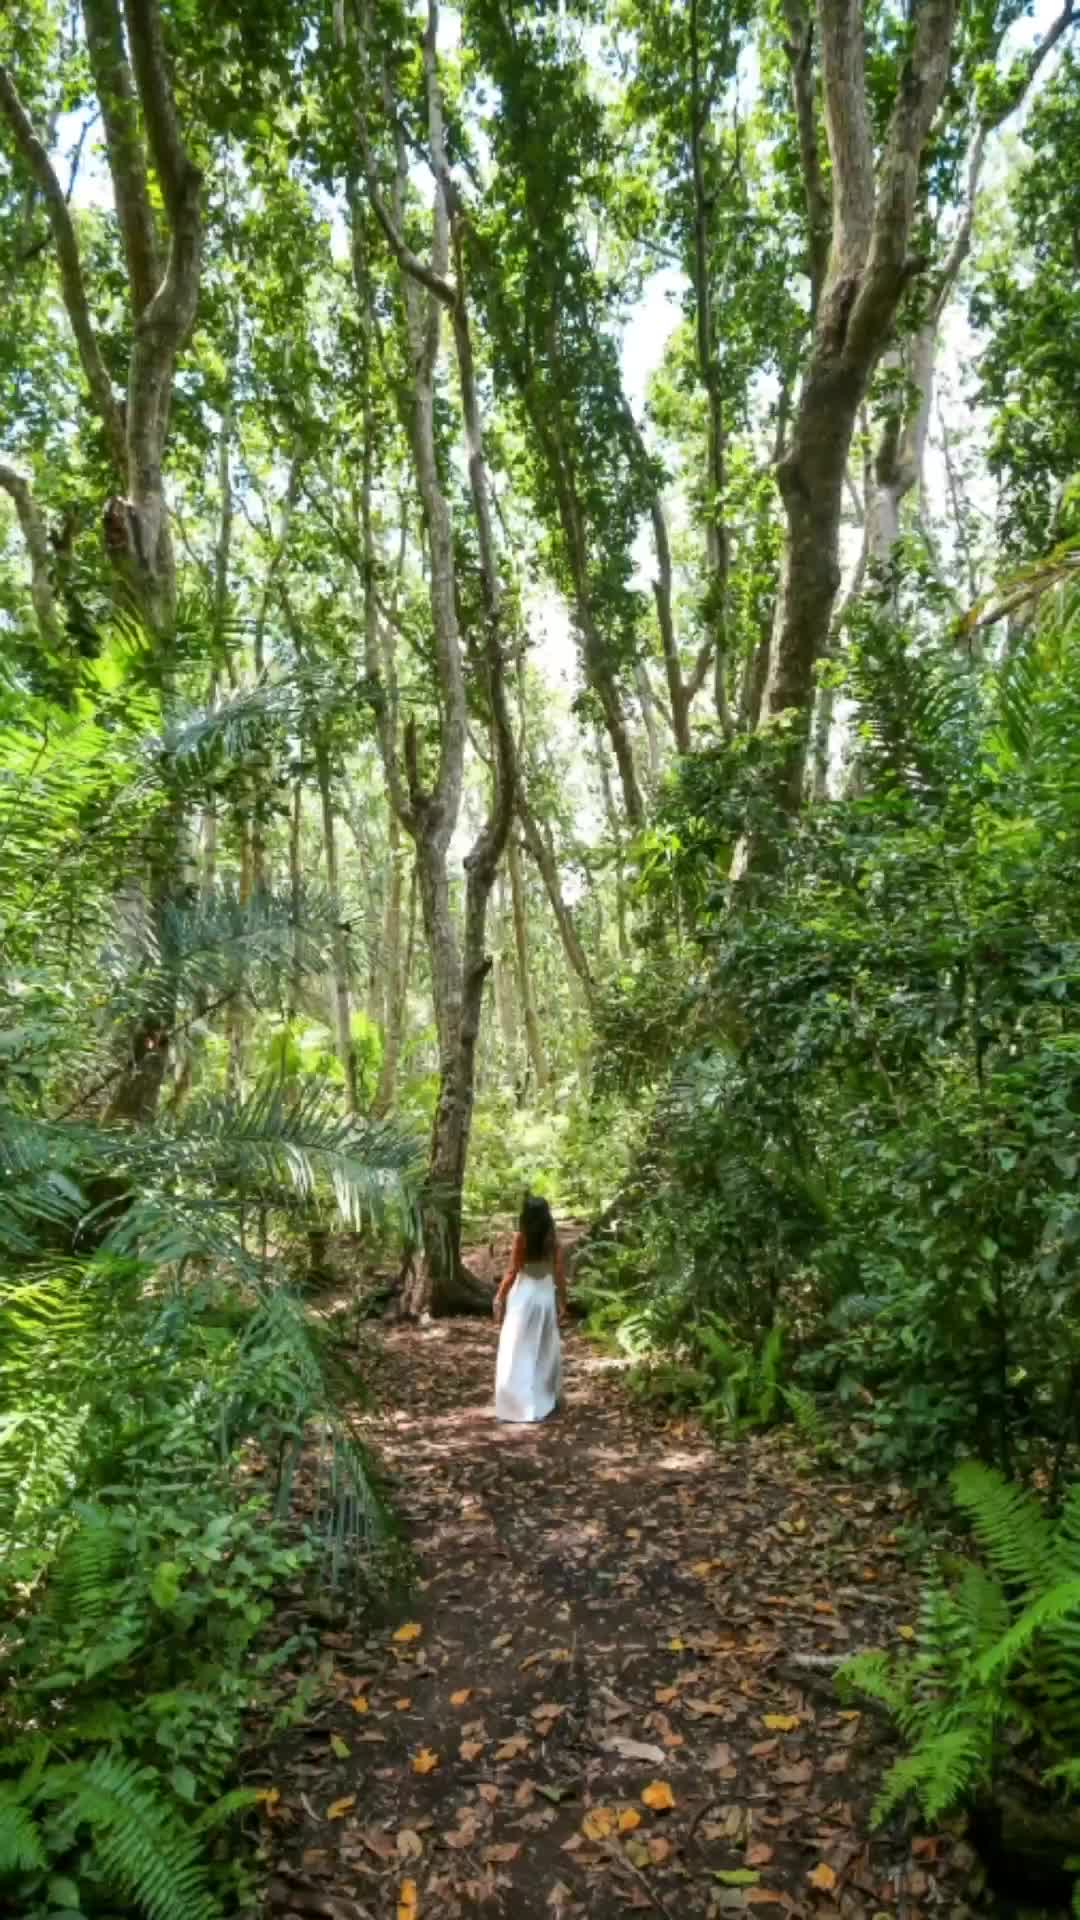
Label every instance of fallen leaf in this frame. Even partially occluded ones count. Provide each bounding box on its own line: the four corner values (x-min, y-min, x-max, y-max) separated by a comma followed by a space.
393, 1623, 423, 1643
762, 1714, 800, 1732
582, 1807, 617, 1840
715, 1870, 760, 1887
604, 1736, 665, 1766
350, 1696, 369, 1714
397, 1829, 423, 1861
495, 1734, 529, 1761
397, 1878, 418, 1920
532, 1702, 564, 1721
330, 1735, 350, 1759
747, 1844, 774, 1867
641, 1782, 675, 1812
360, 1829, 397, 1861
654, 1687, 679, 1705
647, 1836, 671, 1865
255, 1788, 280, 1809
898, 1625, 916, 1641
492, 1632, 512, 1649
618, 1808, 641, 1833
705, 1743, 736, 1772
625, 1838, 651, 1867
395, 1697, 412, 1710
327, 1796, 356, 1820
459, 1740, 485, 1761
412, 1749, 440, 1775
483, 1843, 521, 1864
775, 1760, 813, 1785
808, 1863, 838, 1891
450, 1689, 472, 1707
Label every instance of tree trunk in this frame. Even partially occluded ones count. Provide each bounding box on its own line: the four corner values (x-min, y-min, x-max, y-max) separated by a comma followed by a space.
493, 873, 519, 1069
316, 734, 358, 1113
374, 824, 409, 1115
746, 0, 958, 860
517, 786, 594, 1003
288, 777, 303, 1022
507, 834, 547, 1094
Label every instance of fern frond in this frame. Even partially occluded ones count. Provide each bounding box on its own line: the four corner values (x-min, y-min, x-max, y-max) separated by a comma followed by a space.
951, 1461, 1052, 1594
837, 1650, 912, 1719
871, 1724, 991, 1827
975, 1579, 1080, 1684
47, 1752, 220, 1920
0, 1791, 45, 1872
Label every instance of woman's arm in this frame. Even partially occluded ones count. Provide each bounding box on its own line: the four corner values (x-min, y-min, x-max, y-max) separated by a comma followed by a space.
554, 1241, 569, 1321
493, 1232, 524, 1320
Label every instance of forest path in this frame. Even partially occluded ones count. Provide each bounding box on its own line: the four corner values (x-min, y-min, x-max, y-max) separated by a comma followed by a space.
262, 1247, 974, 1920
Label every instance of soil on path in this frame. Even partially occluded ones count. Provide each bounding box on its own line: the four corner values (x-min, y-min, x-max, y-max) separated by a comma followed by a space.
261, 1253, 978, 1920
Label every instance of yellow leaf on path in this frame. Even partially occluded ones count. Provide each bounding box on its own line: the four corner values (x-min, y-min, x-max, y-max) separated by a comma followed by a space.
397, 1878, 418, 1920
254, 1788, 280, 1811
625, 1838, 651, 1867
396, 1697, 412, 1710
412, 1748, 440, 1775
327, 1796, 356, 1820
394, 1623, 423, 1643
350, 1696, 369, 1714
617, 1808, 641, 1833
898, 1624, 916, 1640
668, 1637, 686, 1652
330, 1734, 350, 1759
808, 1862, 838, 1891
397, 1829, 423, 1861
641, 1782, 675, 1812
762, 1714, 801, 1732
582, 1807, 616, 1841
450, 1688, 472, 1706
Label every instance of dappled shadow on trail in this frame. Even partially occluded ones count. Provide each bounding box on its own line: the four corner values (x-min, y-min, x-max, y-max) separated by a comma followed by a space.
260, 1292, 983, 1920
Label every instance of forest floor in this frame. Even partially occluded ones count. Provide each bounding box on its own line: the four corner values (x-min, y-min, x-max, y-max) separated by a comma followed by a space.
258, 1230, 983, 1920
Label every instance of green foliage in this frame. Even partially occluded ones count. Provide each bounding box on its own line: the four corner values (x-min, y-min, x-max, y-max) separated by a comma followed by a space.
0, 1243, 405, 1919
839, 1464, 1080, 1877
593, 558, 1080, 1483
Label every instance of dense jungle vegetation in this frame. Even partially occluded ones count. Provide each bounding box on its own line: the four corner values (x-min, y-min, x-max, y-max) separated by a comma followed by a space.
2, 0, 1080, 1912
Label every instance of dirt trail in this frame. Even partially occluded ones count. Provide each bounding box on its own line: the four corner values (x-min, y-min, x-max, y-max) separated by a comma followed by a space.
261, 1252, 977, 1920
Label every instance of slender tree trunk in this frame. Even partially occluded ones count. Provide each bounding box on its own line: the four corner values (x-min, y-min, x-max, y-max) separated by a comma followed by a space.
288, 778, 303, 1022
507, 834, 547, 1093
316, 734, 358, 1113
596, 738, 629, 961
493, 873, 519, 1069
374, 822, 408, 1114
517, 786, 594, 1003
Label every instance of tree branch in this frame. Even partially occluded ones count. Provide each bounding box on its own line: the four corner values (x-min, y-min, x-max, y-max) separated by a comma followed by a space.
0, 461, 63, 651
781, 0, 830, 315
81, 0, 160, 313
0, 64, 125, 472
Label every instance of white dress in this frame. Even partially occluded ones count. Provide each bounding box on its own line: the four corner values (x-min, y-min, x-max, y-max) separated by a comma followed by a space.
495, 1261, 561, 1423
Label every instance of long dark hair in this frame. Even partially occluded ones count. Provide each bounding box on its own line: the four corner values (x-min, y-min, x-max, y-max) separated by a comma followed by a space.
519, 1192, 555, 1261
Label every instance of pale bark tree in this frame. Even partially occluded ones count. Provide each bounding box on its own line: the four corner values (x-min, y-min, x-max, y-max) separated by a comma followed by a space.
0, 0, 202, 634
350, 0, 517, 1310
866, 0, 1077, 569
0, 461, 62, 650
1, 0, 203, 1128
749, 0, 959, 848
507, 834, 548, 1094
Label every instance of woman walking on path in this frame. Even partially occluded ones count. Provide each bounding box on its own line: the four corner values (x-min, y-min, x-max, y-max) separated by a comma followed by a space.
493, 1194, 568, 1423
